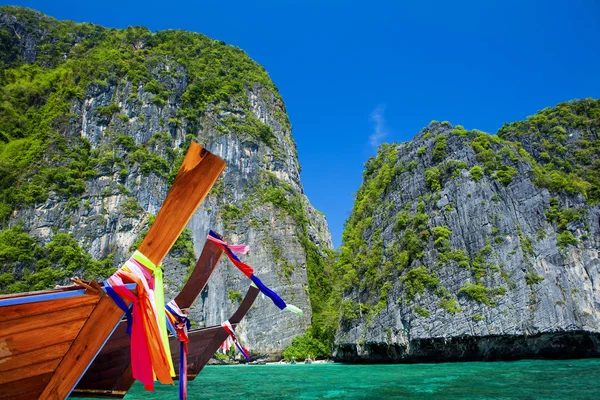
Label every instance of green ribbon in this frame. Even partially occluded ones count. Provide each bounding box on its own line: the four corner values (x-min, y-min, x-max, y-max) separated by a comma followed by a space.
133, 250, 175, 376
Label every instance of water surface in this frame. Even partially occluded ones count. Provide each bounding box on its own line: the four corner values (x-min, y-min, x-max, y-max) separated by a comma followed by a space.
87, 358, 600, 399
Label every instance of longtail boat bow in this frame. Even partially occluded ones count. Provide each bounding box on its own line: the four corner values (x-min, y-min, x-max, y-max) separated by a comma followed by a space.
72, 284, 260, 399
0, 143, 225, 400
71, 231, 227, 398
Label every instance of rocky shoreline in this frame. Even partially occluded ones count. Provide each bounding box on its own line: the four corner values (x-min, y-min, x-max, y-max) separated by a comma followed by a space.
334, 331, 600, 363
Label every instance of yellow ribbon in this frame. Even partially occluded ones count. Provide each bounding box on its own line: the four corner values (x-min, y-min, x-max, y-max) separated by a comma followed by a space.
133, 251, 175, 377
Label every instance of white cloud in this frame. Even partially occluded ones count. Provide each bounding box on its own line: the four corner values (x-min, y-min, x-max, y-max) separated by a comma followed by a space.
369, 105, 388, 148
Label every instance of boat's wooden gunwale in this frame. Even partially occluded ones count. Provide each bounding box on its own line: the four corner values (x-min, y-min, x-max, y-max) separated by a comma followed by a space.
0, 358, 62, 385
72, 285, 258, 397
1, 318, 87, 356
0, 373, 53, 400
173, 237, 224, 308
0, 284, 86, 300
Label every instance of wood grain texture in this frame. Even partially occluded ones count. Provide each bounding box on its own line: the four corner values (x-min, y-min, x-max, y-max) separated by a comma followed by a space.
0, 358, 61, 385
138, 143, 226, 266
0, 304, 95, 337
0, 342, 71, 373
0, 373, 53, 400
39, 293, 128, 399
174, 237, 223, 308
0, 294, 99, 323
0, 319, 85, 357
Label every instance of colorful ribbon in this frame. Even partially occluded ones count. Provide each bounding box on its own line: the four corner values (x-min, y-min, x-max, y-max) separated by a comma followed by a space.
221, 320, 250, 361
165, 300, 190, 400
207, 231, 250, 255
206, 232, 303, 315
104, 251, 174, 391
132, 251, 175, 377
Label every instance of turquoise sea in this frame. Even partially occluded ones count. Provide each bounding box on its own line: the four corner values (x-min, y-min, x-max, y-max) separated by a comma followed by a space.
79, 358, 600, 399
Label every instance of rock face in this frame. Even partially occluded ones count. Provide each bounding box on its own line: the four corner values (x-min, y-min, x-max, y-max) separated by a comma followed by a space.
0, 7, 332, 357
334, 103, 600, 362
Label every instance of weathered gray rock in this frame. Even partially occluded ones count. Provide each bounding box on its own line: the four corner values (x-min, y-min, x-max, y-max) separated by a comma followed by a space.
334, 122, 600, 362
0, 8, 332, 356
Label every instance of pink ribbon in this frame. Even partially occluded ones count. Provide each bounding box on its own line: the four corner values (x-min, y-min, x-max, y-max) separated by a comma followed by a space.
207, 235, 249, 255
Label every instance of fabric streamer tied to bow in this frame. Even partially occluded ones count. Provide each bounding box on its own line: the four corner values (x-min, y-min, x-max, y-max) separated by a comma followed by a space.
104, 250, 174, 391
165, 300, 190, 400
206, 230, 303, 315
162, 235, 249, 400
221, 320, 250, 361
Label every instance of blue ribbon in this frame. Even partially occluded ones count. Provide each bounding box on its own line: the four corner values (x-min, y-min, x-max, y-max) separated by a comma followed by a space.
165, 304, 191, 330
250, 274, 286, 310
104, 282, 133, 334
180, 342, 185, 400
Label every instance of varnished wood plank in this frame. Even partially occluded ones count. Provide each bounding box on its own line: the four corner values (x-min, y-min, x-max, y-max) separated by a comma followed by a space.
0, 372, 52, 399
78, 363, 130, 387
106, 322, 129, 340
0, 342, 71, 372
85, 352, 130, 373
0, 319, 85, 358
39, 294, 128, 399
97, 332, 130, 354
139, 143, 226, 266
174, 237, 223, 308
230, 286, 259, 324
0, 295, 99, 323
8, 392, 46, 400
0, 358, 61, 385
0, 304, 95, 337
112, 364, 134, 394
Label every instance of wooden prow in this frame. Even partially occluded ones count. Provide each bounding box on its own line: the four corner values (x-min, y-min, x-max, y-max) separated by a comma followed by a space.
230, 285, 260, 325
0, 143, 225, 400
138, 144, 224, 266
174, 234, 224, 309
71, 232, 227, 398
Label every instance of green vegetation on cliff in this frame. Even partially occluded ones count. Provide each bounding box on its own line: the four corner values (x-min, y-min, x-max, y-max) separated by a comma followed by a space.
0, 7, 298, 294
0, 224, 116, 293
0, 6, 287, 224
498, 99, 600, 202
335, 98, 599, 338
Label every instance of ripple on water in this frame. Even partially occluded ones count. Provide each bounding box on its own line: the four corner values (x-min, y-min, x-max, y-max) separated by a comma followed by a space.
77, 358, 600, 400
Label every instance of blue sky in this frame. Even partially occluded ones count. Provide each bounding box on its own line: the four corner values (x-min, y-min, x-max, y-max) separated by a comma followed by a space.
7, 0, 600, 247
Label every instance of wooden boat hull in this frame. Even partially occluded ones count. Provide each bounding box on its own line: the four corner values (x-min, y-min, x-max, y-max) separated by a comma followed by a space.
72, 285, 260, 398
0, 143, 225, 400
0, 283, 131, 400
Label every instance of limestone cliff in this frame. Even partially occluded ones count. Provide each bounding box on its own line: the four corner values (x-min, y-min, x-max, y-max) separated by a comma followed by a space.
334, 100, 600, 362
0, 7, 332, 357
